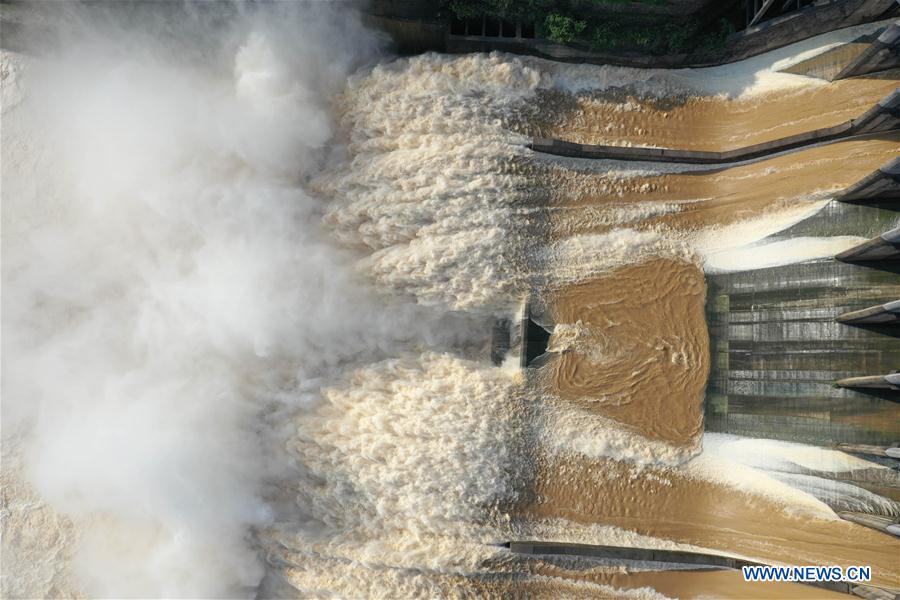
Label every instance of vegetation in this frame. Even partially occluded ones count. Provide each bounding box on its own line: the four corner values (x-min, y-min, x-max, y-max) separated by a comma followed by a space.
589, 20, 693, 53
544, 13, 586, 43
695, 18, 737, 54
445, 0, 740, 56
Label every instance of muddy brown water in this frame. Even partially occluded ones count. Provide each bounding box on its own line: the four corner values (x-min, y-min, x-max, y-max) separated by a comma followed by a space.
531, 71, 899, 152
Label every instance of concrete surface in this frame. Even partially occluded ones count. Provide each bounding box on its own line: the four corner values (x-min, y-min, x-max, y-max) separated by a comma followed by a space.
782, 39, 876, 80
520, 305, 551, 368
722, 0, 898, 65
835, 22, 900, 79
838, 511, 900, 536
836, 157, 900, 206
705, 200, 900, 446
781, 22, 899, 80
837, 442, 900, 457
835, 226, 900, 262
837, 300, 900, 324
491, 318, 512, 365
835, 373, 900, 390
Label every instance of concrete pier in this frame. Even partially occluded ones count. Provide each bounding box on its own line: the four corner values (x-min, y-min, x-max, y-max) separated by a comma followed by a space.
530, 90, 899, 164
834, 23, 900, 80
835, 158, 900, 206
785, 23, 900, 81
507, 541, 747, 568
838, 511, 900, 537
520, 305, 551, 368
836, 442, 900, 459
835, 373, 900, 391
491, 318, 512, 365
852, 89, 900, 135
837, 300, 900, 325
834, 227, 900, 263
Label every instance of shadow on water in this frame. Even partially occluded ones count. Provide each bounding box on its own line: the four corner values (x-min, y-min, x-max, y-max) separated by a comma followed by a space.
846, 323, 900, 339
835, 260, 900, 275
838, 200, 900, 211
842, 388, 900, 403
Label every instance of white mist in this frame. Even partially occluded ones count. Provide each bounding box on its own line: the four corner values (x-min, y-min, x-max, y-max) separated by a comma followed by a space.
1, 3, 394, 597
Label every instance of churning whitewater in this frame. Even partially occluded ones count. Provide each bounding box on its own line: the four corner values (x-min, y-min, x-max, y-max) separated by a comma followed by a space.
2, 2, 898, 598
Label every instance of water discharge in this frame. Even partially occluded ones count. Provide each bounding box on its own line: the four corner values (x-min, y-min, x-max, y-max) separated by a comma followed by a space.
2, 3, 898, 598
543, 259, 708, 446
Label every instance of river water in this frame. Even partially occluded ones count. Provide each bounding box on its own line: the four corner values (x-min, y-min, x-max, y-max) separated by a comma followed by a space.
1, 3, 898, 598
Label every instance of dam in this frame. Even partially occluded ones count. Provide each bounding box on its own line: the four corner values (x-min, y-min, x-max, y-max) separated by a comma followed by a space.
509, 15, 900, 597
704, 176, 900, 447
2, 2, 899, 599
515, 22, 900, 444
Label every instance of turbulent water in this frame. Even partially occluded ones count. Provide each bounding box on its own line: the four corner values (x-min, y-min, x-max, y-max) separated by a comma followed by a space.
2, 3, 898, 598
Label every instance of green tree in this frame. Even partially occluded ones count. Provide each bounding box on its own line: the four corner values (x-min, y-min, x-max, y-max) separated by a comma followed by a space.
544, 13, 587, 43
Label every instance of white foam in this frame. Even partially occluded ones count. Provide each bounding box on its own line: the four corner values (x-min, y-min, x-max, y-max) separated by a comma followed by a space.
542, 405, 700, 469
693, 199, 830, 261
544, 228, 694, 285
545, 19, 893, 99
290, 353, 526, 536
703, 433, 889, 474
704, 235, 866, 273
318, 53, 540, 310
701, 434, 899, 517
768, 473, 900, 517
685, 451, 838, 519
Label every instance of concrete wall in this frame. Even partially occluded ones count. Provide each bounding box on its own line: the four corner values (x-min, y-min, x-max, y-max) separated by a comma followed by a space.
837, 300, 900, 324
508, 541, 755, 569
720, 0, 898, 64
835, 227, 900, 262
364, 0, 447, 54
366, 14, 447, 55
837, 158, 900, 204
520, 309, 551, 368
834, 22, 900, 79
781, 40, 874, 80
705, 200, 900, 447
445, 36, 689, 68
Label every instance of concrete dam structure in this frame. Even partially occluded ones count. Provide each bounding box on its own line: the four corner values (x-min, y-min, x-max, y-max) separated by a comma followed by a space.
520, 18, 900, 547
836, 225, 900, 263
704, 181, 900, 447
783, 21, 900, 80
5, 2, 900, 598
520, 24, 900, 451
836, 157, 900, 206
